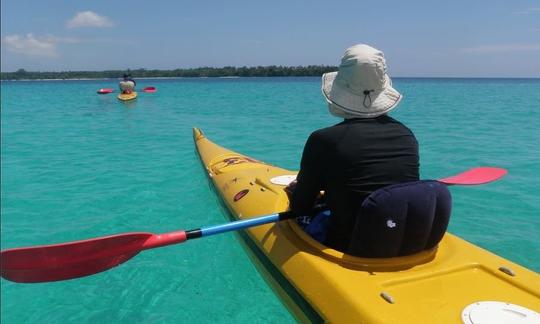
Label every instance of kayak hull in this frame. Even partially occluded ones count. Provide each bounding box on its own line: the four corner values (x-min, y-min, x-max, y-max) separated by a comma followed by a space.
117, 91, 137, 101
193, 128, 540, 323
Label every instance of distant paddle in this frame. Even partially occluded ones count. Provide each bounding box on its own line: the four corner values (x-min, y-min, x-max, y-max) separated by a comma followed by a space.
0, 167, 506, 283
97, 88, 114, 94
142, 86, 156, 93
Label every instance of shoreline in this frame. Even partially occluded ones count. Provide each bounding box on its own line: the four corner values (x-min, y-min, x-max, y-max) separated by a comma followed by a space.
1, 76, 539, 82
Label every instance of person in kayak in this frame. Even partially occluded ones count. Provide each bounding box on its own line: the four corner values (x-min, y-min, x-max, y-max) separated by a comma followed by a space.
119, 73, 136, 94
287, 44, 421, 255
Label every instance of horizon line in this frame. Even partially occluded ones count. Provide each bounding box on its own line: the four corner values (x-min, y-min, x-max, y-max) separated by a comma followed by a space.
2, 76, 539, 81
2, 66, 538, 79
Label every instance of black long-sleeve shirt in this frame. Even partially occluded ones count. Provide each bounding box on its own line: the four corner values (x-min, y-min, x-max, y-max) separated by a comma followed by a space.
290, 115, 419, 251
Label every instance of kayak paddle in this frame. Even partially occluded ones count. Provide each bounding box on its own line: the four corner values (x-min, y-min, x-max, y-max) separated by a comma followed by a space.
142, 86, 156, 93
0, 212, 294, 284
0, 166, 506, 283
97, 88, 114, 94
438, 167, 507, 185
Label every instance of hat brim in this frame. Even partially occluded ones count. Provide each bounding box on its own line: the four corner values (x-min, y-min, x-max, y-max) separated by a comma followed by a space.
321, 72, 402, 118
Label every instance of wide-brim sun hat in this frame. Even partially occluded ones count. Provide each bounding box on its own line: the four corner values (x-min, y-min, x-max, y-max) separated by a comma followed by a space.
322, 44, 402, 119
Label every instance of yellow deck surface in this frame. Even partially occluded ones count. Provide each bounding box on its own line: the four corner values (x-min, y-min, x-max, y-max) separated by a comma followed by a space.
117, 91, 137, 101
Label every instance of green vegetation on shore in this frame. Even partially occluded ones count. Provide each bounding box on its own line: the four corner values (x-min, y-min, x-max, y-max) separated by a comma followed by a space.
1, 66, 337, 80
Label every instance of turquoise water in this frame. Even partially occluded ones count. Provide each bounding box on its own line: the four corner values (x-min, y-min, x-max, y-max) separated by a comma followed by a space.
1, 77, 539, 323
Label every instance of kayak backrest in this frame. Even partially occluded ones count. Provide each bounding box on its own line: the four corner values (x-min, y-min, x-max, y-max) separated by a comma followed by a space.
347, 180, 451, 258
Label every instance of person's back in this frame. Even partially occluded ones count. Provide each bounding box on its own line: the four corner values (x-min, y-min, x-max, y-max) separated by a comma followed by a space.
119, 73, 136, 94
295, 116, 419, 251
289, 44, 420, 252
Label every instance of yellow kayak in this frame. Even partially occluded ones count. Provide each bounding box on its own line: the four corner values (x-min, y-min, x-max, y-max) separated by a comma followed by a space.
117, 91, 137, 101
193, 128, 540, 323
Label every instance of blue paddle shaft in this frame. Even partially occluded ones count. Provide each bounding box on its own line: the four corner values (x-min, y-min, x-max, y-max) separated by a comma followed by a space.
201, 213, 281, 237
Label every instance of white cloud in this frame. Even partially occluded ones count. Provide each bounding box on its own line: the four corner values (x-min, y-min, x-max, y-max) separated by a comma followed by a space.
3, 34, 59, 57
2, 34, 84, 58
513, 7, 540, 15
44, 35, 81, 44
67, 11, 114, 28
459, 44, 540, 54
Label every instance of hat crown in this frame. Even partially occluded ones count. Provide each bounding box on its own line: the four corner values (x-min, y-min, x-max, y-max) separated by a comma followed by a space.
335, 44, 387, 93
321, 43, 402, 119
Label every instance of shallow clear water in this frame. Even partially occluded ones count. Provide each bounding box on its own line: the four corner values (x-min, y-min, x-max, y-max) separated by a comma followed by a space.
1, 77, 539, 323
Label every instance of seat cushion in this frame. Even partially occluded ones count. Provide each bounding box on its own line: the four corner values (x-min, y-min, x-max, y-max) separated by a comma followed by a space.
347, 180, 452, 258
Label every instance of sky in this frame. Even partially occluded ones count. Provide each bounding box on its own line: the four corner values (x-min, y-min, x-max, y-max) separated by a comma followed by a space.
1, 0, 539, 77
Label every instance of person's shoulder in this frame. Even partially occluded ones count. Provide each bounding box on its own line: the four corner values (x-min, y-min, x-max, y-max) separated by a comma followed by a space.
306, 123, 349, 148
382, 115, 416, 135
310, 123, 345, 139
308, 128, 325, 143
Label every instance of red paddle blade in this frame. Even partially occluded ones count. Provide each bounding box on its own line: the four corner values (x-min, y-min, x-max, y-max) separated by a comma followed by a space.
0, 233, 152, 283
438, 167, 507, 185
142, 87, 156, 93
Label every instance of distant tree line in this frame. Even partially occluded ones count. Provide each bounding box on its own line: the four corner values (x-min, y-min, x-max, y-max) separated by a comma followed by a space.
1, 66, 338, 80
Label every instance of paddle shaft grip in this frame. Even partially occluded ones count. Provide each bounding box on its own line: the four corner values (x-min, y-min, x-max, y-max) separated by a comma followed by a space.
186, 205, 327, 240
184, 211, 296, 240
200, 213, 285, 237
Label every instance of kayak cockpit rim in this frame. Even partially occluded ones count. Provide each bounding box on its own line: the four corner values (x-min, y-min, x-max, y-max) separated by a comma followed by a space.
284, 218, 438, 270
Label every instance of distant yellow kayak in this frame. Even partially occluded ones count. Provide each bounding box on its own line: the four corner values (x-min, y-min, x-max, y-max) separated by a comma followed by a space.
193, 127, 540, 323
117, 91, 137, 101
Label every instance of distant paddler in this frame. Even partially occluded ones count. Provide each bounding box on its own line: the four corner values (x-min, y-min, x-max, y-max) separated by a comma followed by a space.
119, 73, 136, 94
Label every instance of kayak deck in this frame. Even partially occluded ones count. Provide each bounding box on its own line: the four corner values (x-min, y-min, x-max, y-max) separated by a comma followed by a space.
193, 127, 540, 323
117, 91, 137, 101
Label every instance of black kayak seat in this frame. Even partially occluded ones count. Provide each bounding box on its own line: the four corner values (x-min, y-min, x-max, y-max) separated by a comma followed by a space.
347, 180, 452, 258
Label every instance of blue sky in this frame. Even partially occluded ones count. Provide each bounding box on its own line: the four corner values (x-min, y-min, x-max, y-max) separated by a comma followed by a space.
1, 0, 539, 77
